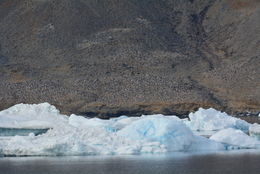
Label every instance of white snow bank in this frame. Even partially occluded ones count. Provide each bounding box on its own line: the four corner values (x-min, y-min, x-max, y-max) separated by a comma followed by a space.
0, 103, 226, 156
249, 123, 260, 140
210, 128, 260, 149
188, 108, 250, 131
0, 103, 68, 129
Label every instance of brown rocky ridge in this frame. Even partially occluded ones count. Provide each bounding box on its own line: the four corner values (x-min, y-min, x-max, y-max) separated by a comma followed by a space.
0, 0, 259, 118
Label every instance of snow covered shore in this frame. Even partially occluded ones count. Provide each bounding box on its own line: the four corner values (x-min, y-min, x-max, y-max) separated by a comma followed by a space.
0, 103, 259, 156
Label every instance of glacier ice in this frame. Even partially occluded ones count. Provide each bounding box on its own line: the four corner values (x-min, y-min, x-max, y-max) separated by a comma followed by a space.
187, 108, 250, 132
117, 115, 224, 152
0, 103, 68, 129
210, 128, 260, 149
0, 103, 259, 156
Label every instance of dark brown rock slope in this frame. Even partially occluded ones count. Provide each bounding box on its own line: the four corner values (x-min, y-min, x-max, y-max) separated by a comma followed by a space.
0, 0, 259, 117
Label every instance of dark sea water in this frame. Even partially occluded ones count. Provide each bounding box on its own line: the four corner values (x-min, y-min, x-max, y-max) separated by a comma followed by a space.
1, 150, 260, 174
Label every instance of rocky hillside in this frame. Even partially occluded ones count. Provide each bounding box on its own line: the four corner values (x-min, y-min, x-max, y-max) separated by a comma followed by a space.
0, 0, 259, 117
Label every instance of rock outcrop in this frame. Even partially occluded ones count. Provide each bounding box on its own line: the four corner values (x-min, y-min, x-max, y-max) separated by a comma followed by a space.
0, 0, 259, 117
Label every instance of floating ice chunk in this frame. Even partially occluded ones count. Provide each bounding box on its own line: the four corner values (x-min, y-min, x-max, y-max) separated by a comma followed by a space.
249, 123, 260, 140
2, 103, 255, 156
0, 113, 225, 156
117, 115, 193, 151
189, 135, 225, 151
188, 108, 250, 131
210, 128, 260, 149
118, 115, 224, 152
0, 103, 68, 129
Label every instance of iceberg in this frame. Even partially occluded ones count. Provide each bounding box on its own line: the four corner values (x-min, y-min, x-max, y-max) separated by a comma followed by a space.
117, 115, 224, 152
210, 128, 260, 149
0, 103, 226, 156
0, 103, 68, 129
0, 103, 258, 156
188, 108, 250, 132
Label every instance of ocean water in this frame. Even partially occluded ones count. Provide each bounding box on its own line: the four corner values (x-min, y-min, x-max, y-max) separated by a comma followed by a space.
1, 150, 260, 174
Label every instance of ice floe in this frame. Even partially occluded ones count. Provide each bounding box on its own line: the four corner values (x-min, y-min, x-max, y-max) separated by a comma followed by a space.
0, 103, 259, 156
